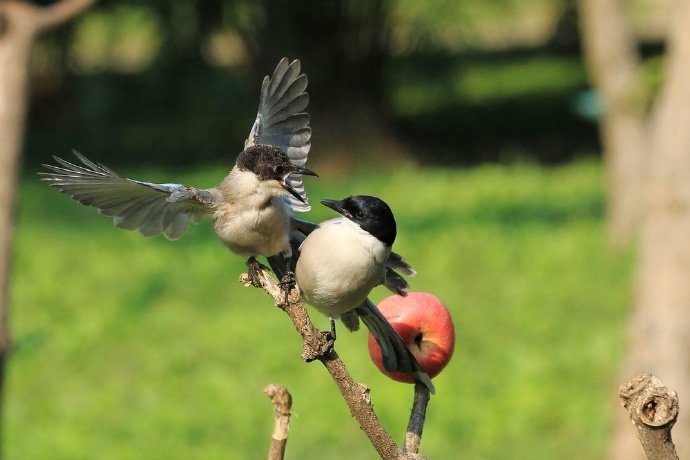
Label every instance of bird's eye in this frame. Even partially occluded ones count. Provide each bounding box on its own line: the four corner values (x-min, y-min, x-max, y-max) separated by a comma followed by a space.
273, 165, 286, 176
354, 211, 366, 220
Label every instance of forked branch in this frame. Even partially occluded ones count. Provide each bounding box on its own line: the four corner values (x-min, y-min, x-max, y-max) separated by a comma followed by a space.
241, 268, 428, 460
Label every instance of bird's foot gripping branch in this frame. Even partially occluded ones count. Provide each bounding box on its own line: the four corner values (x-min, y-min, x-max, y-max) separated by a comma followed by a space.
240, 270, 334, 363
239, 266, 430, 460
245, 257, 271, 288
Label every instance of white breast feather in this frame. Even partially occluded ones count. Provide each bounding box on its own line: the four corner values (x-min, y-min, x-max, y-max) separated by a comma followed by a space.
297, 218, 390, 318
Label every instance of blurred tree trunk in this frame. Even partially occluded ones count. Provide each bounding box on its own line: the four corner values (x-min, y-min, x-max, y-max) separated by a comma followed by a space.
589, 1, 690, 458
578, 0, 648, 247
579, 0, 690, 456
0, 0, 93, 450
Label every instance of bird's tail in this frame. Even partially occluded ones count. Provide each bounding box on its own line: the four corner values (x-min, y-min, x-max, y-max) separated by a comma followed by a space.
276, 216, 434, 392
356, 299, 435, 393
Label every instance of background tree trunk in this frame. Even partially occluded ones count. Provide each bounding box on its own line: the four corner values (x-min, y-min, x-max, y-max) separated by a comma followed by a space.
577, 0, 648, 247
0, 0, 94, 451
0, 3, 39, 429
610, 2, 690, 458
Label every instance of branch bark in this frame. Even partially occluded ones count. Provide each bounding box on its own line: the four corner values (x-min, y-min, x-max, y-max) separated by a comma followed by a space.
404, 381, 430, 455
264, 384, 292, 460
618, 374, 679, 460
30, 0, 95, 33
241, 269, 425, 460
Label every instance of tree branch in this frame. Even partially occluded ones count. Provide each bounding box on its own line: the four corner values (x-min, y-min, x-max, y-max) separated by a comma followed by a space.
31, 0, 96, 34
0, 0, 95, 37
264, 384, 292, 460
404, 381, 430, 455
618, 373, 679, 460
241, 269, 419, 460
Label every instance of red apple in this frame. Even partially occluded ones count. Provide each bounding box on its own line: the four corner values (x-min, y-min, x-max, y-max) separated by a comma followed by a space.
368, 292, 455, 383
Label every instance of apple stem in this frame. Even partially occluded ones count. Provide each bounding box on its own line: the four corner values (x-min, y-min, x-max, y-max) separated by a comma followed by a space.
404, 381, 431, 454
618, 374, 679, 460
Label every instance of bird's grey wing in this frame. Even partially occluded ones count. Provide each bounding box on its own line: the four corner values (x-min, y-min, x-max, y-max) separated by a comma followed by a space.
340, 310, 361, 332
40, 152, 215, 240
384, 268, 411, 296
388, 251, 417, 277
245, 57, 312, 212
356, 299, 435, 393
383, 251, 416, 295
289, 216, 318, 235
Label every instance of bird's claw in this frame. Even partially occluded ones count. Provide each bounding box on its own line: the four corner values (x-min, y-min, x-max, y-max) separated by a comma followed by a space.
279, 271, 296, 292
246, 257, 269, 287
320, 318, 337, 355
328, 317, 337, 341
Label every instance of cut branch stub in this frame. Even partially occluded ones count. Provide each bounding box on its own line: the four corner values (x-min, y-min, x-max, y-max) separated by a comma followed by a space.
618, 373, 679, 460
619, 373, 678, 428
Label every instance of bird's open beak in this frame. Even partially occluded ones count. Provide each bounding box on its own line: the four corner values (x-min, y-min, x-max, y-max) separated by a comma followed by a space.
320, 198, 351, 218
281, 166, 317, 204
292, 165, 318, 177
281, 180, 307, 203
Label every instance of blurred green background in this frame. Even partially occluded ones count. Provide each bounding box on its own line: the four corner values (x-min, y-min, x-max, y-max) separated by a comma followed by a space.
10, 0, 663, 458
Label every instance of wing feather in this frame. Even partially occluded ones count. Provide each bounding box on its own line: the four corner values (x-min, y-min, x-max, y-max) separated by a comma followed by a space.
40, 152, 215, 240
246, 58, 312, 212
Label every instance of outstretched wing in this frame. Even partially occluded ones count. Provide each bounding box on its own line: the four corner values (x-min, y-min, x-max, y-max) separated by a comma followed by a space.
40, 152, 217, 240
245, 58, 312, 212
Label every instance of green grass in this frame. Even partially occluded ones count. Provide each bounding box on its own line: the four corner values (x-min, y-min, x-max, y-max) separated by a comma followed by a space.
7, 159, 632, 459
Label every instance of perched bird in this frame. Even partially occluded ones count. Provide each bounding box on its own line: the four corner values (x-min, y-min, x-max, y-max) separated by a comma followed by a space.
293, 195, 435, 392
41, 58, 316, 271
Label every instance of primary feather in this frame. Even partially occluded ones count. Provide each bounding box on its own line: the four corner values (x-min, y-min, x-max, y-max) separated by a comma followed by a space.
40, 152, 214, 240
245, 58, 312, 212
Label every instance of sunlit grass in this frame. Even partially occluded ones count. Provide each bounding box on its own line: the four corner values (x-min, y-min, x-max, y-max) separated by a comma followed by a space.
8, 159, 631, 459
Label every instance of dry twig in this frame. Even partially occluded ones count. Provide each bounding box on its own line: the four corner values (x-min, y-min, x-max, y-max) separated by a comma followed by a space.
264, 384, 292, 460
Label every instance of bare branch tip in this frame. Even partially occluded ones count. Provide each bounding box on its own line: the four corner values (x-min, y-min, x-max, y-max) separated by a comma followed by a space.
264, 384, 292, 412
239, 272, 253, 286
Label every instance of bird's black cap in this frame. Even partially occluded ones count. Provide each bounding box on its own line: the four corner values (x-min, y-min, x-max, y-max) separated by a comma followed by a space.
321, 195, 397, 246
237, 144, 317, 202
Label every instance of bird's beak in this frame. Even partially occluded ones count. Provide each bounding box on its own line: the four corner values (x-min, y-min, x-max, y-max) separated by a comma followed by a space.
281, 166, 317, 204
320, 198, 351, 218
281, 180, 307, 204
291, 165, 318, 177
